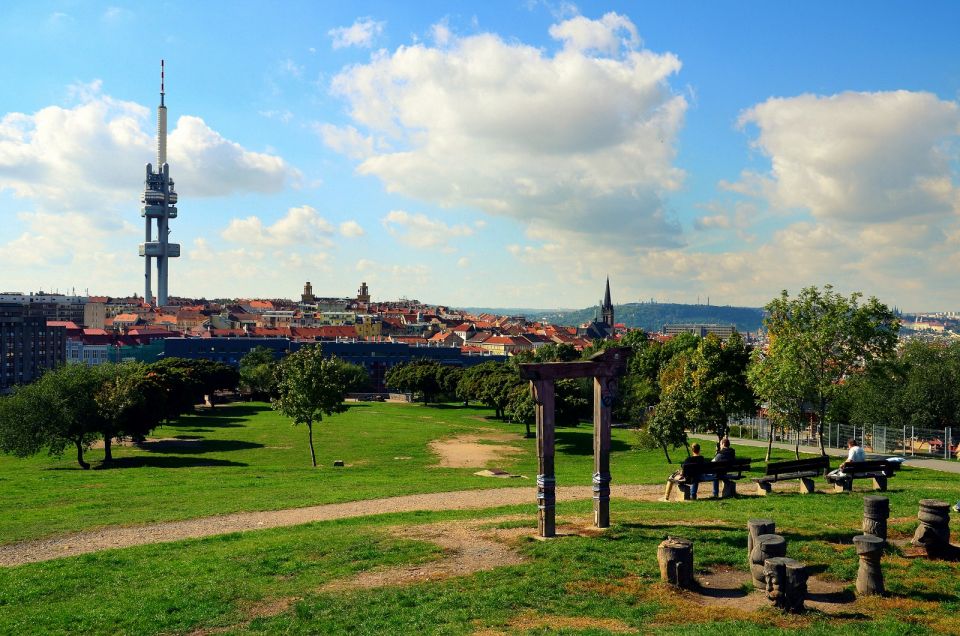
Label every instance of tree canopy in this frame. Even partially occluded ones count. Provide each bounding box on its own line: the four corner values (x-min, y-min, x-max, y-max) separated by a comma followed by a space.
751, 285, 899, 455
272, 345, 352, 467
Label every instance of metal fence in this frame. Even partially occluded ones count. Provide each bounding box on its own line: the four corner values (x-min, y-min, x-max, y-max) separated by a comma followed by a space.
726, 416, 957, 460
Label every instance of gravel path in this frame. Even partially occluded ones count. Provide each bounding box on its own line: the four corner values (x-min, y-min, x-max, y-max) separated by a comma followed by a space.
0, 484, 663, 567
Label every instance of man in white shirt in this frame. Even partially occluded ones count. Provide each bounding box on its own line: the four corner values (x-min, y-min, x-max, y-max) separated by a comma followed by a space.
841, 438, 866, 469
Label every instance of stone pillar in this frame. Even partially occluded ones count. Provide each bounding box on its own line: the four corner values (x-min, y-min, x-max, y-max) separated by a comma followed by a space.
593, 376, 615, 528
862, 496, 890, 541
532, 380, 556, 538
763, 556, 807, 613
751, 533, 787, 589
747, 519, 776, 559
657, 537, 694, 589
853, 534, 885, 596
912, 499, 952, 558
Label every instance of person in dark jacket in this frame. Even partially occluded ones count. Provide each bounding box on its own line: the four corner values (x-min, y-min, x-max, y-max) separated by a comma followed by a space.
712, 437, 735, 498
682, 443, 708, 499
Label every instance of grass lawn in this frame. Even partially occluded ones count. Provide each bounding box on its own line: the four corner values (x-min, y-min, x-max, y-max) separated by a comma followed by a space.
1, 401, 959, 634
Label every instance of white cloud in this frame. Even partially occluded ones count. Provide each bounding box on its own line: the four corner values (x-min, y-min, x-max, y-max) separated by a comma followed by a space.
431, 19, 452, 47
329, 17, 385, 49
339, 220, 365, 237
381, 210, 473, 249
169, 115, 297, 197
736, 90, 960, 223
222, 205, 335, 247
456, 256, 470, 268
315, 123, 375, 159
327, 14, 686, 254
0, 83, 298, 212
548, 12, 639, 55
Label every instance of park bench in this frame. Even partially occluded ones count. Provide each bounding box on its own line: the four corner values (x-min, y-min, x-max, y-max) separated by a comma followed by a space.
664, 458, 752, 501
826, 459, 899, 492
751, 456, 831, 495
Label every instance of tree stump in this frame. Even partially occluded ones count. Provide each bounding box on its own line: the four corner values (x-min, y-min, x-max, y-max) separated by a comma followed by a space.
853, 534, 885, 596
912, 499, 952, 558
763, 556, 807, 613
747, 519, 776, 557
862, 496, 889, 541
750, 533, 787, 589
657, 537, 694, 589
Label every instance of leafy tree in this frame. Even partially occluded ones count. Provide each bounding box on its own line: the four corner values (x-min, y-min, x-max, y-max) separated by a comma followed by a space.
755, 285, 899, 455
272, 345, 351, 467
239, 346, 278, 400
146, 363, 200, 423
0, 364, 107, 469
341, 361, 372, 393
748, 347, 809, 460
684, 332, 755, 446
95, 363, 165, 462
385, 360, 449, 404
648, 354, 693, 464
505, 378, 588, 437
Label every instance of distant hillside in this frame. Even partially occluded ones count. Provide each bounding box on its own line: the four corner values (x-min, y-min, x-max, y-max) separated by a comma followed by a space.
525, 302, 765, 333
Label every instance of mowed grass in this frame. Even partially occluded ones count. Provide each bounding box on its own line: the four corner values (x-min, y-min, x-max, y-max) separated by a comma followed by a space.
0, 400, 672, 544
1, 497, 958, 635
0, 400, 956, 545
2, 401, 959, 635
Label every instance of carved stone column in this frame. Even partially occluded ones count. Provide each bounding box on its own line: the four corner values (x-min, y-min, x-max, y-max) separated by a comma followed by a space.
912, 499, 952, 558
532, 380, 556, 538
657, 537, 694, 589
862, 496, 889, 542
853, 534, 885, 596
751, 533, 787, 589
593, 376, 615, 528
763, 556, 807, 613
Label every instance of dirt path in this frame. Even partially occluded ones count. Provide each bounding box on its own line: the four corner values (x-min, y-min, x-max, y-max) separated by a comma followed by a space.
0, 484, 664, 567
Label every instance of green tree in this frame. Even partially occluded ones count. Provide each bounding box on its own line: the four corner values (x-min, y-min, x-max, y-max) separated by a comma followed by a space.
685, 332, 755, 446
95, 363, 165, 462
0, 364, 107, 469
272, 345, 351, 467
648, 354, 693, 464
754, 285, 899, 455
239, 346, 278, 400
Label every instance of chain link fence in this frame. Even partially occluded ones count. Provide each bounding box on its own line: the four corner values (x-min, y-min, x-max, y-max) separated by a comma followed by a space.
726, 416, 958, 460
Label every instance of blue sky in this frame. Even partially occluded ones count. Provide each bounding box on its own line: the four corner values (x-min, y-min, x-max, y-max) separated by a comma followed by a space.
1, 1, 958, 310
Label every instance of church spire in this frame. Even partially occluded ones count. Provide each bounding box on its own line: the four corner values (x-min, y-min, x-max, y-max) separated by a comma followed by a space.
602, 277, 614, 328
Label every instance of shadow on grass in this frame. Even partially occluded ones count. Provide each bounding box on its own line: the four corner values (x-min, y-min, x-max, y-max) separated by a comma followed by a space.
138, 439, 264, 454
179, 416, 247, 429
206, 404, 268, 418
556, 428, 630, 456
694, 582, 749, 600
95, 456, 248, 469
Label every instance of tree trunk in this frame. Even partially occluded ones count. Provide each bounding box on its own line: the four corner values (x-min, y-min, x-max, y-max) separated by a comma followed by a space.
817, 399, 827, 456
795, 430, 801, 460
307, 421, 317, 467
75, 439, 90, 470
765, 427, 774, 462
525, 419, 532, 438
103, 435, 113, 463
661, 442, 672, 464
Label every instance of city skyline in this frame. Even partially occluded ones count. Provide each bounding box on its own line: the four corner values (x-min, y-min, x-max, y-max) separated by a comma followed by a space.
1, 2, 959, 311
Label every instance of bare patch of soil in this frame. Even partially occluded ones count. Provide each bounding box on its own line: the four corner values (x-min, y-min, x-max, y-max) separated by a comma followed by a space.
430, 432, 525, 468
322, 516, 528, 592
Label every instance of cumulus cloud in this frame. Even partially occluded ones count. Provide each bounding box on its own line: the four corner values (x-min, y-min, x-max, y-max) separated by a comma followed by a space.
0, 82, 298, 211
736, 90, 960, 223
169, 115, 297, 196
315, 123, 375, 159
339, 220, 365, 237
326, 13, 686, 254
381, 210, 473, 249
548, 12, 639, 54
329, 17, 385, 49
221, 205, 335, 247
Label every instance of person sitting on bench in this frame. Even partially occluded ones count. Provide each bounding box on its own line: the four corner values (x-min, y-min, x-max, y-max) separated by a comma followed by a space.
682, 443, 708, 500
712, 437, 736, 498
827, 438, 865, 478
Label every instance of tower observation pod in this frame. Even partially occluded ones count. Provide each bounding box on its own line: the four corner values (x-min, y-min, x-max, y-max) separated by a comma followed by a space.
139, 59, 180, 306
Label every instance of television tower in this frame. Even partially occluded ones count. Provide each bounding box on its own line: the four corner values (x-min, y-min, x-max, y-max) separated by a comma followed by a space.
139, 60, 180, 306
